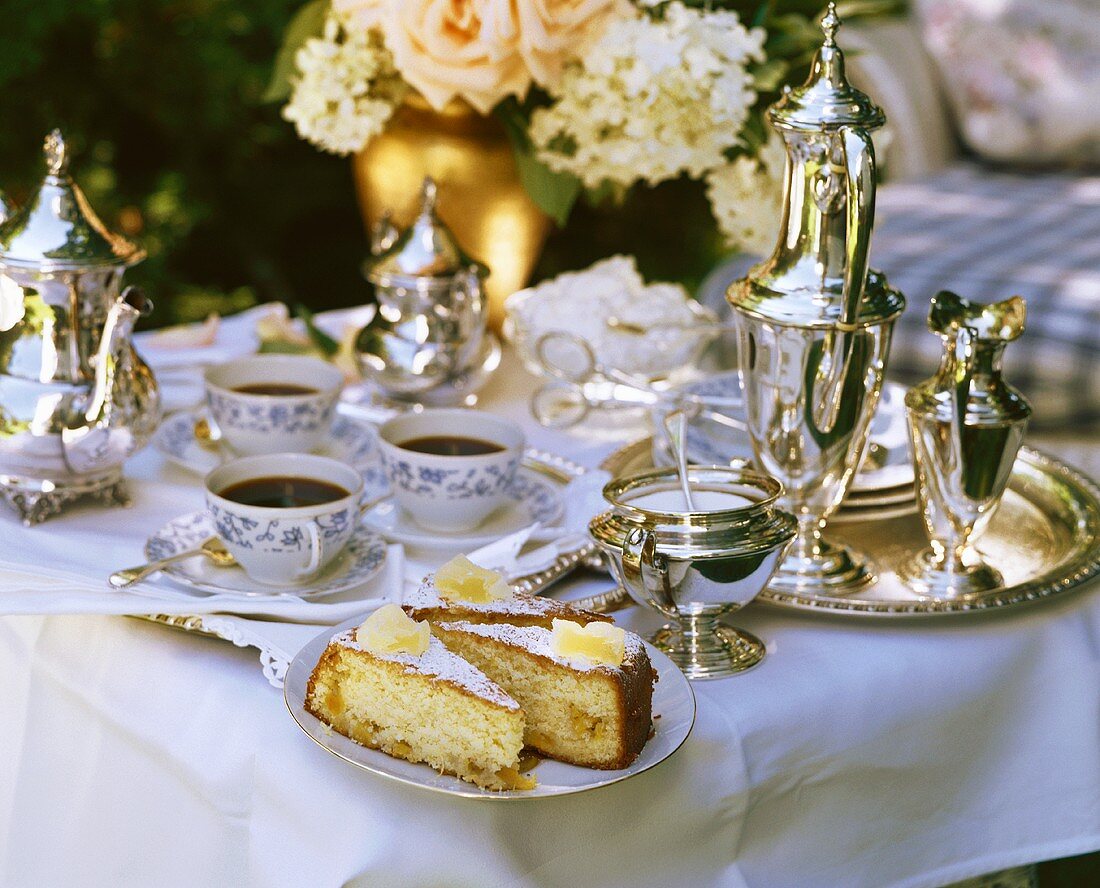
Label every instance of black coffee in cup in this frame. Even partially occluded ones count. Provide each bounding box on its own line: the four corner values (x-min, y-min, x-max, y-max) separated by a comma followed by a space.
399, 435, 504, 456
231, 383, 319, 396
219, 476, 349, 508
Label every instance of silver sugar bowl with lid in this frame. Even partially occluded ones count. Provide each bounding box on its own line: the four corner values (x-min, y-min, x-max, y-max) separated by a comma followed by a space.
355, 177, 490, 403
590, 466, 796, 679
0, 130, 160, 525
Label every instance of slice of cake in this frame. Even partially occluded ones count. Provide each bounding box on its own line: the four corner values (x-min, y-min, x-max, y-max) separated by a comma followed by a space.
404, 555, 612, 629
432, 619, 656, 770
305, 605, 534, 791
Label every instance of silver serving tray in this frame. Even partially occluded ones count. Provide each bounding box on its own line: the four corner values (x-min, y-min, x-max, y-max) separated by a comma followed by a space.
602, 439, 1100, 618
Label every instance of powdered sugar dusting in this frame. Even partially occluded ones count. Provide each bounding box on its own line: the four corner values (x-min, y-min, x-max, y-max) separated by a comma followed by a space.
332, 629, 519, 710
437, 621, 646, 674
404, 576, 599, 620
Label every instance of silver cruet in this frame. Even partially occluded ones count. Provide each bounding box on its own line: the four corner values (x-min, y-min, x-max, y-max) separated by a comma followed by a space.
355, 177, 490, 404
726, 4, 905, 595
0, 130, 160, 525
898, 291, 1031, 597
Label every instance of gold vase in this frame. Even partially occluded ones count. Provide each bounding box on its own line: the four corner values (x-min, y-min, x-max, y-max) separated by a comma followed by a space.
352, 95, 551, 330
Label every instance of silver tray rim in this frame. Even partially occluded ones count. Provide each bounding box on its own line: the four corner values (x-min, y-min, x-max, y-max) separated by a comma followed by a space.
600, 438, 1100, 619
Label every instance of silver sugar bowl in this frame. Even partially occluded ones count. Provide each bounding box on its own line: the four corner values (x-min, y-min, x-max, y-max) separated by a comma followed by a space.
355, 177, 489, 403
590, 466, 796, 679
0, 130, 160, 525
727, 4, 904, 595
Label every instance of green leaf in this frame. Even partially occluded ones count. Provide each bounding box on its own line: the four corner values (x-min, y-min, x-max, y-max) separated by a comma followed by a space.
295, 302, 340, 356
513, 149, 581, 227
495, 102, 581, 227
263, 0, 328, 104
739, 113, 769, 154
750, 58, 789, 91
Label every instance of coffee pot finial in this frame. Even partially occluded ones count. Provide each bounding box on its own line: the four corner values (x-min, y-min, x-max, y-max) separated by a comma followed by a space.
821, 2, 840, 46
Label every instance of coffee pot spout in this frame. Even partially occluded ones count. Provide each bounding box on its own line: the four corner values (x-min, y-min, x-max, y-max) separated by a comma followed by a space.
83, 286, 152, 423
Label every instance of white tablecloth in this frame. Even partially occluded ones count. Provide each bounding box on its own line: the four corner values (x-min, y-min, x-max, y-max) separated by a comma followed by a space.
2, 349, 1098, 888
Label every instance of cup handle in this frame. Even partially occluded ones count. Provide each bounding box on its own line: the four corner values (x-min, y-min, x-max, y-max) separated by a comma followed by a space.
295, 522, 323, 579
621, 528, 675, 615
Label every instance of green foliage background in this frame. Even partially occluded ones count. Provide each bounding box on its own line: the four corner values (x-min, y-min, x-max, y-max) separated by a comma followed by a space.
0, 0, 367, 328
0, 1, 895, 328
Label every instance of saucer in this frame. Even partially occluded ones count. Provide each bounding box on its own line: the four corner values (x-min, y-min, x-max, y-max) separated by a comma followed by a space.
362, 466, 564, 550
153, 412, 387, 491
144, 511, 388, 599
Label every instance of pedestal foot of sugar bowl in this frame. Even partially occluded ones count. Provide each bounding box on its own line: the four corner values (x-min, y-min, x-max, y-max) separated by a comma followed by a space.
652, 619, 766, 679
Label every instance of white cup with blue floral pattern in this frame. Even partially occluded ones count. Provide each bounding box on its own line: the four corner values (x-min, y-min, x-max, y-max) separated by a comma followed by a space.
204, 355, 343, 456
204, 453, 363, 586
378, 409, 524, 532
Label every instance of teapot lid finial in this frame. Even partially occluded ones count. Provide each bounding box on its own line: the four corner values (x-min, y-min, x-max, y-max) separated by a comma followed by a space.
44, 129, 69, 177
0, 129, 144, 271
362, 176, 487, 285
419, 177, 438, 216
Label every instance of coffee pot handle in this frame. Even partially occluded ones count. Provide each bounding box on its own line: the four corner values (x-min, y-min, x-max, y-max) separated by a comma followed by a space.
839, 125, 875, 331
811, 125, 876, 433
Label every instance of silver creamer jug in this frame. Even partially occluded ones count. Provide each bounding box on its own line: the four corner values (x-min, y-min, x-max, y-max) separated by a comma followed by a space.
0, 130, 160, 524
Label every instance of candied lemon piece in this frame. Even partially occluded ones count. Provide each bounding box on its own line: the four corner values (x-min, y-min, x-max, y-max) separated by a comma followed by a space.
356, 604, 430, 656
434, 554, 512, 603
550, 618, 626, 667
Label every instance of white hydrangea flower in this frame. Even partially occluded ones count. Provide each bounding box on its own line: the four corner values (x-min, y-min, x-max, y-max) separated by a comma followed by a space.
282, 13, 406, 156
529, 2, 765, 189
705, 132, 786, 256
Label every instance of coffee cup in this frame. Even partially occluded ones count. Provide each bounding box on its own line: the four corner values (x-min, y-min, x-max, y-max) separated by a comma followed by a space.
204, 355, 343, 456
204, 453, 363, 586
377, 409, 524, 532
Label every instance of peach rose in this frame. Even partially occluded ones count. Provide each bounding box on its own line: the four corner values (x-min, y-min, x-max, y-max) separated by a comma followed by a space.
373, 0, 528, 114
512, 0, 626, 87
331, 0, 386, 30
337, 0, 623, 115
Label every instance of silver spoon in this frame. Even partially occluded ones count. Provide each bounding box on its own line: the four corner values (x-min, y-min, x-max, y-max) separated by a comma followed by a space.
110, 537, 236, 588
663, 407, 697, 511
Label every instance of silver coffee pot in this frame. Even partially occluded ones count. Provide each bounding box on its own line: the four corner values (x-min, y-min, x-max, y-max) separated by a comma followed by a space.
727, 4, 905, 594
355, 177, 489, 402
0, 130, 160, 524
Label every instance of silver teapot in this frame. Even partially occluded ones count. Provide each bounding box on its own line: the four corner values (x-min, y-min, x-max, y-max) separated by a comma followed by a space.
0, 130, 160, 524
355, 177, 488, 402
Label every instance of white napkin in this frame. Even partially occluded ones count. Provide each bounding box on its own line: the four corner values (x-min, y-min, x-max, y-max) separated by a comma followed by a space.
136, 304, 273, 371
0, 543, 405, 625
434, 469, 611, 580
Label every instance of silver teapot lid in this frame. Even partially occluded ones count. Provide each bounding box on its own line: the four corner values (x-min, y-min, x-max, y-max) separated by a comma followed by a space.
363, 177, 487, 288
0, 129, 145, 272
769, 4, 885, 133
